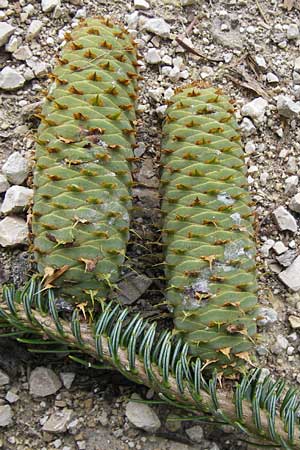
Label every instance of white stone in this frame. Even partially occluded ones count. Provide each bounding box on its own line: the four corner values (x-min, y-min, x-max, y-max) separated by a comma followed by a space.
168, 66, 180, 81
0, 1, 8, 8
276, 335, 289, 350
255, 55, 267, 72
287, 23, 299, 40
23, 4, 35, 16
75, 7, 86, 19
41, 0, 60, 13
42, 409, 73, 433
0, 174, 9, 193
145, 48, 161, 64
273, 241, 288, 255
279, 256, 300, 291
0, 66, 25, 90
266, 72, 279, 83
126, 11, 139, 29
240, 117, 256, 136
241, 97, 268, 122
0, 405, 12, 427
26, 20, 43, 40
134, 0, 150, 9
164, 86, 174, 100
245, 142, 256, 154
13, 45, 32, 61
260, 172, 268, 186
0, 22, 15, 47
5, 35, 21, 53
180, 69, 189, 79
126, 394, 161, 433
162, 55, 172, 65
273, 206, 297, 232
290, 193, 300, 213
27, 58, 48, 77
285, 175, 298, 195
156, 105, 167, 118
2, 152, 30, 184
142, 18, 171, 38
277, 94, 300, 118
1, 186, 33, 214
0, 217, 27, 247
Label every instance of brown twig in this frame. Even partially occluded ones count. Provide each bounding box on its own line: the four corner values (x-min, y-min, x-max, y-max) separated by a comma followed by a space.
255, 0, 269, 24
175, 37, 223, 63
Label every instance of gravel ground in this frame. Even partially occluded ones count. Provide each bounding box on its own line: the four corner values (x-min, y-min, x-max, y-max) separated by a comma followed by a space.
0, 0, 300, 449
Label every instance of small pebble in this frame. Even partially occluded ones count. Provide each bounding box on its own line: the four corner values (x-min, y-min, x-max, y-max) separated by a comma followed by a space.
290, 193, 300, 213
273, 206, 297, 232
279, 256, 300, 291
2, 152, 30, 185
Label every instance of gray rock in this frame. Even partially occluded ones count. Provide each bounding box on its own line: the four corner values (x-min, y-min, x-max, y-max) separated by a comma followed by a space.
0, 22, 15, 47
212, 18, 243, 49
241, 97, 268, 122
0, 217, 28, 247
256, 307, 278, 326
277, 94, 300, 118
0, 66, 25, 90
126, 11, 139, 29
26, 19, 43, 40
42, 408, 73, 433
279, 256, 300, 291
0, 369, 9, 386
134, 0, 150, 9
145, 48, 161, 64
142, 18, 171, 38
13, 45, 32, 61
240, 117, 256, 136
29, 367, 62, 397
5, 35, 21, 53
117, 273, 152, 305
5, 391, 19, 403
27, 58, 48, 77
287, 23, 299, 40
273, 206, 297, 232
186, 425, 204, 443
285, 175, 298, 195
0, 174, 9, 193
260, 239, 274, 257
41, 0, 61, 13
277, 250, 298, 267
2, 152, 30, 184
273, 241, 288, 255
126, 394, 161, 433
277, 335, 289, 350
60, 372, 75, 389
290, 193, 300, 213
1, 186, 33, 214
0, 405, 12, 427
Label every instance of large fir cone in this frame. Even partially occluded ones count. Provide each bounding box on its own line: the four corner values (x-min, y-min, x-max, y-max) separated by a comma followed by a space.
32, 17, 139, 301
161, 83, 257, 373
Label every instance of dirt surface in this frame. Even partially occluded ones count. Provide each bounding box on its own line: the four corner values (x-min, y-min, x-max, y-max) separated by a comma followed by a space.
0, 0, 300, 449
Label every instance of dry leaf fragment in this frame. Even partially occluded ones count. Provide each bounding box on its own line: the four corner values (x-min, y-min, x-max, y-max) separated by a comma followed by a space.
235, 351, 254, 365
78, 257, 98, 272
43, 265, 70, 289
219, 347, 232, 359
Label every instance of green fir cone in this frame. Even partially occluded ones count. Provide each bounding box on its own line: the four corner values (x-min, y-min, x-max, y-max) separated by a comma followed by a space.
32, 17, 139, 301
161, 83, 257, 373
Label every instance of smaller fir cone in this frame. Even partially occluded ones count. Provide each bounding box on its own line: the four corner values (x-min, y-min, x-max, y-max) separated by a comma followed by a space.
32, 17, 139, 301
161, 83, 257, 373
